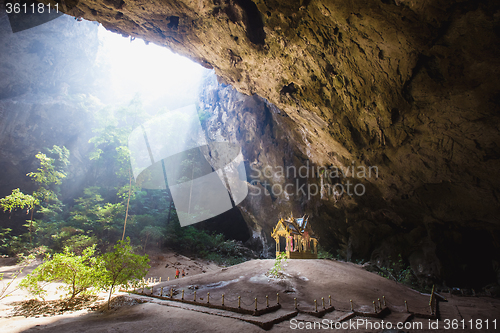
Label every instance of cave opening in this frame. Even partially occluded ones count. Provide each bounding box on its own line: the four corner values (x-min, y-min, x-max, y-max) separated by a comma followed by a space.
0, 13, 252, 257
95, 24, 253, 245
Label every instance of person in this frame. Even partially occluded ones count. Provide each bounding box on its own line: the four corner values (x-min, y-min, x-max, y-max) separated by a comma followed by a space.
182, 269, 185, 277
175, 269, 180, 279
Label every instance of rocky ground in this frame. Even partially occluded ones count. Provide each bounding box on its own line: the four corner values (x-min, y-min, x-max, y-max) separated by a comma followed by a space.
1, 253, 499, 332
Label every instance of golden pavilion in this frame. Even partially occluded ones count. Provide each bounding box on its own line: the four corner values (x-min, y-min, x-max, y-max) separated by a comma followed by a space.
271, 213, 318, 259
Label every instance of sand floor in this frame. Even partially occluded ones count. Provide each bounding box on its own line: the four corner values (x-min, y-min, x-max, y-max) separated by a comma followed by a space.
1, 251, 499, 332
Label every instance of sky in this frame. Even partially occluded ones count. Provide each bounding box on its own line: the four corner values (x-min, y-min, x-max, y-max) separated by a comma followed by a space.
96, 25, 211, 113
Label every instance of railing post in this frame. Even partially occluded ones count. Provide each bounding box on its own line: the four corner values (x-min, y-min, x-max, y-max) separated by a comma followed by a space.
373, 301, 376, 313
294, 297, 297, 310
405, 300, 408, 313
350, 299, 353, 311
207, 292, 210, 304
329, 295, 331, 307
314, 299, 318, 312
255, 298, 257, 311
222, 294, 224, 306
383, 296, 386, 306
266, 295, 269, 308
277, 293, 279, 305
429, 284, 435, 316
238, 296, 241, 308
181, 290, 184, 300
322, 297, 325, 309
160, 287, 163, 296
194, 291, 196, 302
170, 288, 173, 298
378, 298, 381, 310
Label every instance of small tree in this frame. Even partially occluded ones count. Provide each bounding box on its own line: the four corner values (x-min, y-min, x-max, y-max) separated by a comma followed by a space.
101, 237, 149, 309
140, 225, 164, 253
19, 245, 105, 300
0, 189, 39, 244
0, 146, 69, 246
267, 252, 288, 278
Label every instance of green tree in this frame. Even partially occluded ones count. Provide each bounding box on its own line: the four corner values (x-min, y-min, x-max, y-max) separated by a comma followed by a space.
101, 237, 149, 309
88, 98, 149, 243
70, 186, 104, 231
0, 146, 69, 246
140, 225, 164, 253
0, 189, 39, 244
0, 227, 12, 253
27, 148, 69, 186
19, 245, 105, 300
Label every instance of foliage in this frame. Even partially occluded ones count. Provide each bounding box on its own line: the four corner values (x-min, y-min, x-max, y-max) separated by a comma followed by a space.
26, 146, 69, 186
268, 252, 287, 278
69, 187, 125, 242
0, 145, 69, 248
86, 98, 152, 244
204, 252, 246, 266
100, 237, 149, 309
0, 228, 12, 253
18, 239, 148, 308
0, 188, 38, 213
62, 234, 98, 256
19, 245, 105, 300
317, 245, 336, 259
377, 254, 416, 287
140, 225, 164, 252
197, 109, 212, 124
164, 219, 250, 266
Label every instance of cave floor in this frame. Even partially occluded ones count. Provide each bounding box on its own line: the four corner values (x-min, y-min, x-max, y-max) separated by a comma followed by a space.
1, 258, 499, 332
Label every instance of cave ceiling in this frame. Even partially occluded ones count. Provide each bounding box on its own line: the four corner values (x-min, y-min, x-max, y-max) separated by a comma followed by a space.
63, 0, 500, 218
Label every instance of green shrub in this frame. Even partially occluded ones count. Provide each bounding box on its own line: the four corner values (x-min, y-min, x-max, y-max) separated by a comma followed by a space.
164, 220, 249, 266
20, 239, 149, 308
317, 245, 336, 259
62, 234, 98, 256
377, 254, 418, 288
268, 252, 287, 278
19, 245, 105, 300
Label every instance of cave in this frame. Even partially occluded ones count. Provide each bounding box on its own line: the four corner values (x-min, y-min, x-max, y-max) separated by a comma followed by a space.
1, 0, 500, 298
